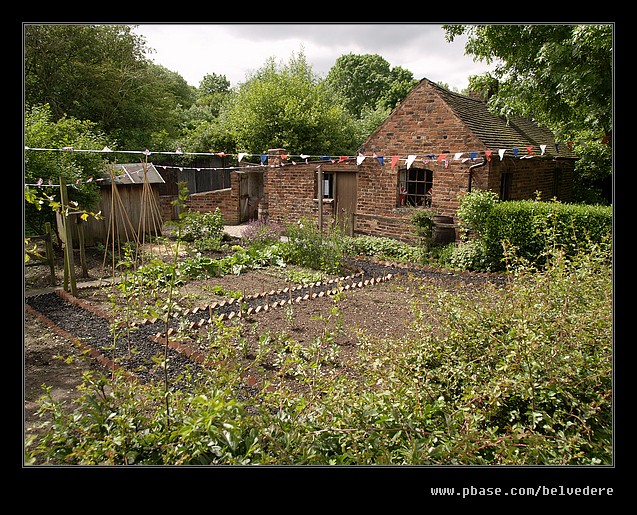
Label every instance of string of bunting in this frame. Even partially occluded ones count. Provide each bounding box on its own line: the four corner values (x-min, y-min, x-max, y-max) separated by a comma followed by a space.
24, 143, 560, 188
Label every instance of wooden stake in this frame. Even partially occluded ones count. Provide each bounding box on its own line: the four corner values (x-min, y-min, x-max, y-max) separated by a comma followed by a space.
44, 222, 56, 286
60, 178, 77, 296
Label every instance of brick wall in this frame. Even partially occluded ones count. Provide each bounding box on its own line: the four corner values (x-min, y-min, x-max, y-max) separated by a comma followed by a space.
159, 171, 242, 224
361, 81, 486, 157
264, 150, 433, 241
486, 158, 574, 202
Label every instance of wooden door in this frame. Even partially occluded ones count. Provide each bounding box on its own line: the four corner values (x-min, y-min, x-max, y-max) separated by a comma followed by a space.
239, 172, 263, 222
334, 172, 357, 236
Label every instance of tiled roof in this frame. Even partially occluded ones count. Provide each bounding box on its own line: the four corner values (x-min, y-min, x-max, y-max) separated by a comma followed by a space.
102, 163, 165, 185
427, 79, 577, 160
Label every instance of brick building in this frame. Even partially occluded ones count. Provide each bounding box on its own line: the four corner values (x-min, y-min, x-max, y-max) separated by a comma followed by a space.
163, 77, 578, 244
262, 78, 577, 243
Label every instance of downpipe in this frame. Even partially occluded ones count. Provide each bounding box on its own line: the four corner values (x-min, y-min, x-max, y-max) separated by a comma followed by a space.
468, 158, 486, 192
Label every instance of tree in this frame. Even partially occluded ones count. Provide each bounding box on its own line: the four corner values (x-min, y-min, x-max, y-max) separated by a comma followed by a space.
325, 54, 418, 118
24, 104, 112, 237
380, 65, 420, 111
443, 24, 612, 141
24, 24, 195, 150
194, 73, 231, 116
198, 73, 231, 97
444, 24, 613, 204
220, 50, 358, 155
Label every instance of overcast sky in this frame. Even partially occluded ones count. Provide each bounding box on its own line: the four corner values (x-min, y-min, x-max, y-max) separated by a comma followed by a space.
131, 23, 495, 92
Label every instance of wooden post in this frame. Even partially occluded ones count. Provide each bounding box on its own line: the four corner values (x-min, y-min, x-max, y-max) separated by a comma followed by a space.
317, 166, 323, 241
59, 178, 77, 296
77, 217, 88, 278
44, 222, 56, 286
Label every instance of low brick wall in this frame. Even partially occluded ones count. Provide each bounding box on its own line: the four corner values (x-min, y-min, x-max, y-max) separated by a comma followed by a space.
354, 212, 420, 244
159, 173, 242, 225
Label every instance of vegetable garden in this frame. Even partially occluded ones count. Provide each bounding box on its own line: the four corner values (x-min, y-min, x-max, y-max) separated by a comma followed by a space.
24, 192, 613, 466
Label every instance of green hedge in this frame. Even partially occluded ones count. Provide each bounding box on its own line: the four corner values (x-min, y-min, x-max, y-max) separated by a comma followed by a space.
458, 191, 612, 271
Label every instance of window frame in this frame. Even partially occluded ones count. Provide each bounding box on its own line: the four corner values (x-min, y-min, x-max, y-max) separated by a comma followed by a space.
313, 171, 335, 202
398, 167, 433, 207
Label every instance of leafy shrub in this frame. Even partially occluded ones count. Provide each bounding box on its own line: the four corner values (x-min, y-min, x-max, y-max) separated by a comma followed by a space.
343, 235, 425, 263
456, 189, 499, 237
241, 217, 285, 248
179, 244, 286, 278
448, 239, 491, 272
174, 208, 224, 251
410, 209, 435, 249
281, 218, 344, 274
26, 370, 260, 465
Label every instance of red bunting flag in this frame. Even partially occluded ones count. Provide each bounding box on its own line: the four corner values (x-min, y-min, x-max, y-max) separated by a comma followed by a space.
485, 150, 492, 162
437, 153, 448, 162
391, 156, 399, 170
526, 146, 534, 156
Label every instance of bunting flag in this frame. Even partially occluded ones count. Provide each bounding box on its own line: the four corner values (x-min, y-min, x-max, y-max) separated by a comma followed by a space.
24, 145, 567, 163
24, 142, 574, 187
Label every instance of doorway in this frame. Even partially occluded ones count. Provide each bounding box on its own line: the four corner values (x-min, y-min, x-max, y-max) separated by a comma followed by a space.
334, 172, 357, 236
239, 171, 263, 222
